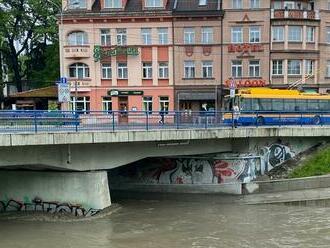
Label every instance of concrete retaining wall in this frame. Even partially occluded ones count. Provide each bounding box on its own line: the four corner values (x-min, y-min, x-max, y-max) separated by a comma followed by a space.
0, 171, 111, 210
244, 175, 330, 194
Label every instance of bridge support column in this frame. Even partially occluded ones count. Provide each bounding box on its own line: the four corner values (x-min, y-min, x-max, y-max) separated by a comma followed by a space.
0, 171, 111, 215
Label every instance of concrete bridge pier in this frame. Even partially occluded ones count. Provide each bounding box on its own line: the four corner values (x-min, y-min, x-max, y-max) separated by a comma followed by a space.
0, 170, 111, 216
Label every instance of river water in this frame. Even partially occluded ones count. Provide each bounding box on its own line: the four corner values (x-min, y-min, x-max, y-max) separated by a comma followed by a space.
1, 197, 330, 248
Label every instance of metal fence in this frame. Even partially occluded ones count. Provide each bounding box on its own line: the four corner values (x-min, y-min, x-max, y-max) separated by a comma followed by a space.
0, 110, 329, 133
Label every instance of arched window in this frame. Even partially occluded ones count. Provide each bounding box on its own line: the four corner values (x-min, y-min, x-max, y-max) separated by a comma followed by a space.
67, 31, 88, 45
69, 63, 90, 78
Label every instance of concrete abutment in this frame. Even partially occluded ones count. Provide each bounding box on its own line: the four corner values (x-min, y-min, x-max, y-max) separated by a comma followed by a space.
0, 170, 111, 215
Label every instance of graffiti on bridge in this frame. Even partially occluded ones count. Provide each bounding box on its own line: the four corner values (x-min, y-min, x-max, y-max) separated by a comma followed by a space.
0, 197, 100, 217
113, 142, 296, 185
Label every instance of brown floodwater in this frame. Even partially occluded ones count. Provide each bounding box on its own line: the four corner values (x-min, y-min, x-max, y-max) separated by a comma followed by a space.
0, 197, 330, 248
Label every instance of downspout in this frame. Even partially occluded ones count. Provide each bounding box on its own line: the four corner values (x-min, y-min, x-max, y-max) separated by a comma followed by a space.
220, 1, 224, 110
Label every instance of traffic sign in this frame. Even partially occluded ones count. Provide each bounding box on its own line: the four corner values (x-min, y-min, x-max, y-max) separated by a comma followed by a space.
230, 88, 235, 98
58, 83, 70, 103
60, 77, 68, 84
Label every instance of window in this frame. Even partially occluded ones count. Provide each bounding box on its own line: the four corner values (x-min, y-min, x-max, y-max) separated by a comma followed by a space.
232, 60, 242, 78
102, 64, 112, 79
232, 0, 242, 9
249, 60, 260, 77
159, 96, 169, 113
158, 28, 168, 44
104, 0, 122, 8
116, 29, 127, 46
284, 1, 295, 10
67, 32, 88, 45
201, 27, 213, 44
68, 0, 86, 9
199, 0, 207, 6
100, 29, 111, 46
305, 60, 314, 76
327, 61, 330, 77
288, 60, 301, 75
306, 27, 315, 42
142, 63, 153, 79
145, 0, 163, 7
327, 27, 330, 43
273, 1, 282, 9
117, 62, 128, 79
249, 26, 260, 43
141, 28, 152, 45
102, 97, 112, 113
143, 96, 153, 114
71, 96, 90, 113
288, 26, 302, 42
272, 26, 284, 42
69, 63, 89, 78
272, 60, 283, 75
184, 61, 195, 78
202, 61, 213, 78
158, 62, 169, 79
250, 0, 260, 8
231, 27, 243, 43
184, 28, 195, 44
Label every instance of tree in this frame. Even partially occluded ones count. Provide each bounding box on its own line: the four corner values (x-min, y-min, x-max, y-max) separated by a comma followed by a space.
0, 0, 60, 92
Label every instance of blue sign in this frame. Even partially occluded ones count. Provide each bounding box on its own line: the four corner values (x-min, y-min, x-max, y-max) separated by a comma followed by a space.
60, 77, 68, 84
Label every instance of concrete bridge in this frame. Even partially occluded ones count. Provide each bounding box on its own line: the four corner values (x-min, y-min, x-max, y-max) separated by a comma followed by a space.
0, 126, 329, 214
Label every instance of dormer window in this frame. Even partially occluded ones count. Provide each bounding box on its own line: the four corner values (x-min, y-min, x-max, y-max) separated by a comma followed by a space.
104, 0, 122, 8
199, 0, 207, 6
145, 0, 163, 8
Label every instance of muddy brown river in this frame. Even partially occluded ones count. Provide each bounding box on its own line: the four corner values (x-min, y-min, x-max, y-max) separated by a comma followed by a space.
1, 198, 330, 248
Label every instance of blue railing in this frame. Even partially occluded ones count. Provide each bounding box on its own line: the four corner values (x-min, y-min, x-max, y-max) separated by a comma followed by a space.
0, 110, 329, 133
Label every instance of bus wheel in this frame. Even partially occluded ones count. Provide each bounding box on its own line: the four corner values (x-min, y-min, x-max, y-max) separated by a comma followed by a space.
312, 115, 321, 125
256, 116, 265, 126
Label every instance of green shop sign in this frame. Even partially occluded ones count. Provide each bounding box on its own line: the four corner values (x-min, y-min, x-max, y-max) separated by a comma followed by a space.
94, 45, 139, 62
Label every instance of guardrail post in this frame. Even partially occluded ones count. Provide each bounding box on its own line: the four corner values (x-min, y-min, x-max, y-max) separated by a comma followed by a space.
112, 111, 115, 131
300, 112, 303, 126
176, 112, 179, 129
146, 111, 149, 131
34, 111, 38, 133
256, 112, 259, 128
75, 111, 78, 132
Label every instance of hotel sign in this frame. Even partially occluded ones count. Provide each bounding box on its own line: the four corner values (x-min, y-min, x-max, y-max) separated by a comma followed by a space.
94, 45, 139, 62
228, 44, 264, 53
225, 79, 267, 88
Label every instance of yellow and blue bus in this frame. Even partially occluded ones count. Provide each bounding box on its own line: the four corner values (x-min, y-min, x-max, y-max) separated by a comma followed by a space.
224, 88, 330, 126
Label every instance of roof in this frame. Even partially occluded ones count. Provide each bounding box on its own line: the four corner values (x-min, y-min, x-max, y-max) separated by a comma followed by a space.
9, 86, 58, 98
173, 0, 221, 13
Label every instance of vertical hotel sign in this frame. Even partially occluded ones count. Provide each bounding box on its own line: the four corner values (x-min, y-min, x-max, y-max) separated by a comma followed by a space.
93, 45, 139, 62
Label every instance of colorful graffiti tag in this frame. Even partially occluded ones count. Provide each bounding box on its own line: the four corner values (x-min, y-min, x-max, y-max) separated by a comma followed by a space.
112, 142, 296, 185
0, 197, 100, 217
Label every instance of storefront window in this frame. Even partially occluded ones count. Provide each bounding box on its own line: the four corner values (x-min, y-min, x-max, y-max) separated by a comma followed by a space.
102, 97, 112, 113
70, 96, 90, 114
159, 96, 169, 113
143, 96, 153, 114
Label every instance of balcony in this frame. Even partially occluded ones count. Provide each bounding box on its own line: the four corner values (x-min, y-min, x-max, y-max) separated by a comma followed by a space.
271, 9, 320, 20
64, 45, 91, 59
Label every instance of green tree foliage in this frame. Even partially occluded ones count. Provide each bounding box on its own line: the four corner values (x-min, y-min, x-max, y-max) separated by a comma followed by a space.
0, 0, 60, 92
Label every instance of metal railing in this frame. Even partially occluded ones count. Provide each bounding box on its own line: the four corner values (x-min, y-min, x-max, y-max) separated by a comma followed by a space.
0, 110, 329, 133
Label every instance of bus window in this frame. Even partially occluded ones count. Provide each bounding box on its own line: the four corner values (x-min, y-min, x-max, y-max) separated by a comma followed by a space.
307, 100, 319, 111
319, 100, 330, 111
295, 100, 307, 111
252, 99, 260, 111
283, 99, 295, 111
241, 98, 252, 111
259, 99, 272, 111
272, 99, 284, 111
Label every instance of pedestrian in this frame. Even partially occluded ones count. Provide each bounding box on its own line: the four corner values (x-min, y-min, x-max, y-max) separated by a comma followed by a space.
233, 104, 240, 128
